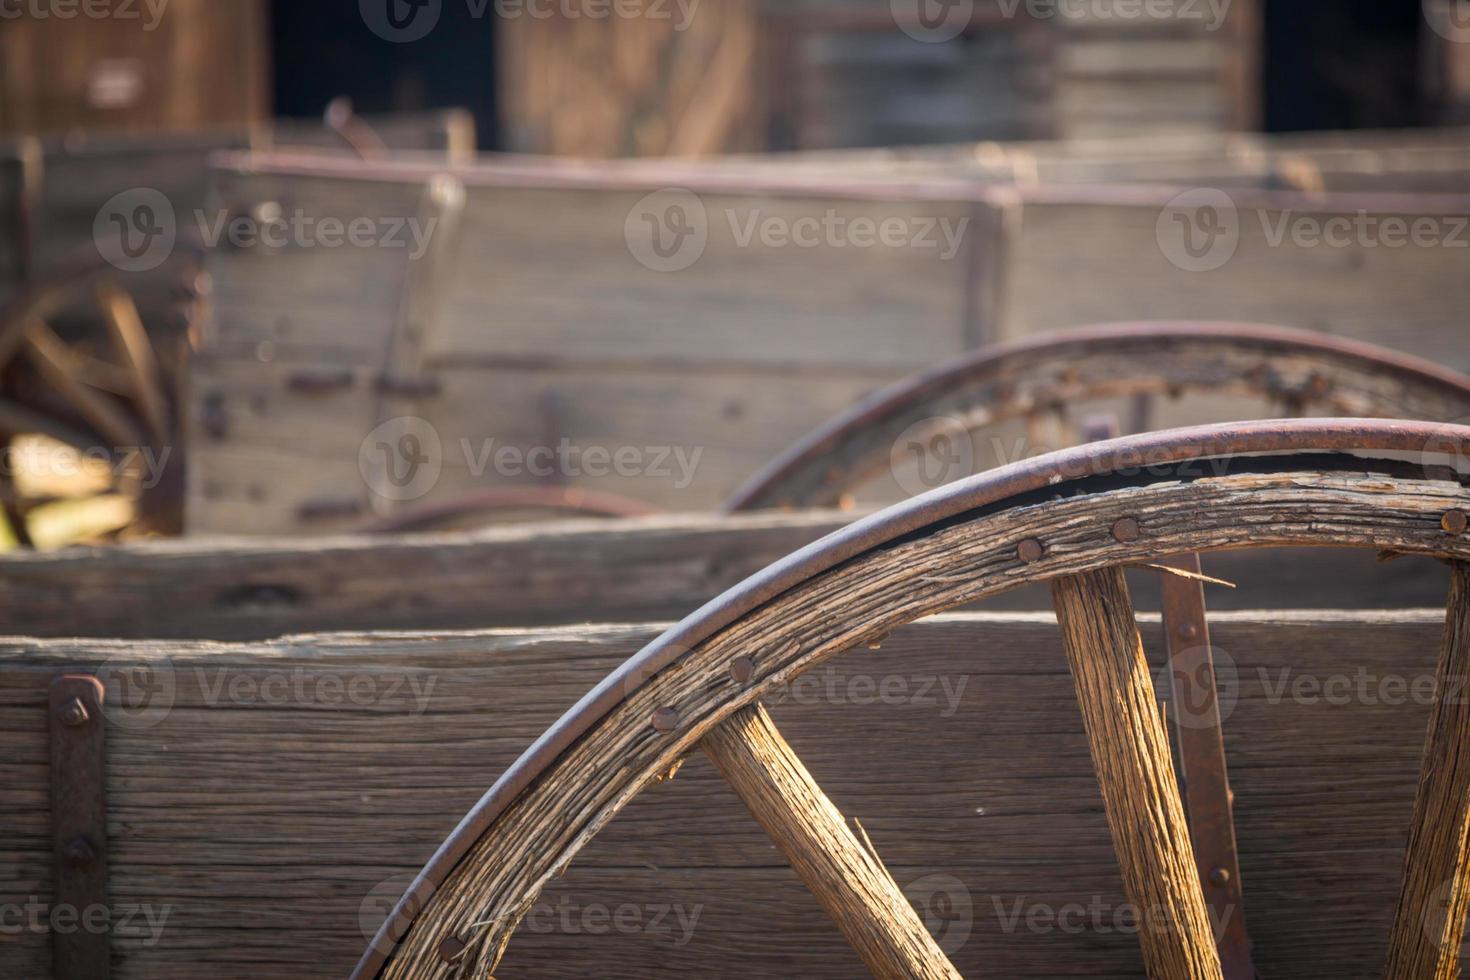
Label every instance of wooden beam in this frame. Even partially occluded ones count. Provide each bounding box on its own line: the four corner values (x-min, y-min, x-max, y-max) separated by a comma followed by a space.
1384, 561, 1470, 979
702, 702, 962, 980
1051, 566, 1223, 980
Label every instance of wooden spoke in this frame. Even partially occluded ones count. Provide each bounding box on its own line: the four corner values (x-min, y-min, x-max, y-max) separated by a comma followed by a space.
1385, 561, 1470, 979
702, 703, 961, 980
22, 317, 143, 450
96, 280, 170, 445
1051, 566, 1224, 980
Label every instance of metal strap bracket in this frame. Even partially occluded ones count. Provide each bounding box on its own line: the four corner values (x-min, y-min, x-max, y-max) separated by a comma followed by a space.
49, 674, 110, 980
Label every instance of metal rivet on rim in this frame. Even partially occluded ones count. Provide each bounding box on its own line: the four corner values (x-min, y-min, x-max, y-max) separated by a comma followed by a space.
1017, 539, 1045, 564
651, 707, 679, 733
729, 657, 755, 684
1179, 624, 1200, 641
1443, 509, 1468, 536
1208, 866, 1231, 886
437, 936, 467, 964
1111, 517, 1141, 543
62, 837, 96, 867
58, 697, 90, 728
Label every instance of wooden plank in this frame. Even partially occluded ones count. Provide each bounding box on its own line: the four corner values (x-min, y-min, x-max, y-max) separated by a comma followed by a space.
0, 510, 853, 639
1051, 568, 1222, 979
702, 703, 962, 979
988, 188, 1470, 370
1384, 562, 1470, 978
0, 610, 1457, 978
0, 506, 1456, 640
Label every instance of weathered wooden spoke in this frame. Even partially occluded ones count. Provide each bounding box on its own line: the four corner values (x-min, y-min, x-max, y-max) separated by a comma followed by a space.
1053, 567, 1223, 979
356, 421, 1470, 980
702, 703, 961, 980
1385, 561, 1470, 979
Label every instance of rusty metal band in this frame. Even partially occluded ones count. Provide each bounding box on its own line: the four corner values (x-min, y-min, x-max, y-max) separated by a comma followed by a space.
1158, 553, 1254, 979
353, 418, 1470, 979
49, 675, 109, 980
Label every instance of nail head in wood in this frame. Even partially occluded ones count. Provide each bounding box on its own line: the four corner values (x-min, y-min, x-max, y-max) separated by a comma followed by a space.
729, 657, 755, 685
62, 836, 97, 867
1111, 517, 1142, 543
1017, 538, 1045, 564
1444, 509, 1468, 536
651, 707, 680, 733
1208, 866, 1231, 886
436, 935, 467, 964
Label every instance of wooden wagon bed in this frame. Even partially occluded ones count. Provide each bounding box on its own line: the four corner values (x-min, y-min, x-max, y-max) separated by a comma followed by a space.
0, 609, 1457, 979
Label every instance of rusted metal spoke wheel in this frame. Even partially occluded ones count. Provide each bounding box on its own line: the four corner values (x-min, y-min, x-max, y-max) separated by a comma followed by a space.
0, 253, 199, 545
356, 420, 1470, 980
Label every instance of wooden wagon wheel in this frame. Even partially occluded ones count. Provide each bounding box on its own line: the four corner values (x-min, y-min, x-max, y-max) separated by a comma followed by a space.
726, 322, 1470, 512
0, 249, 200, 545
355, 419, 1470, 980
722, 322, 1470, 975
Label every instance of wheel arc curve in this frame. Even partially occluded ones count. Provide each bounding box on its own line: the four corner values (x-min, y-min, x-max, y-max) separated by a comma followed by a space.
723, 321, 1470, 512
353, 417, 1470, 980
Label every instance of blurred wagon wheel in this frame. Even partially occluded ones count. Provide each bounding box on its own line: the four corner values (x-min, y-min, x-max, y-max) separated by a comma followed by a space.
725, 321, 1470, 513
0, 251, 202, 546
355, 420, 1470, 980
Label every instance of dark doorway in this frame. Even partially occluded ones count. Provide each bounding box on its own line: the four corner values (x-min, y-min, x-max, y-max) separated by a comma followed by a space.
269, 1, 498, 148
1262, 0, 1429, 131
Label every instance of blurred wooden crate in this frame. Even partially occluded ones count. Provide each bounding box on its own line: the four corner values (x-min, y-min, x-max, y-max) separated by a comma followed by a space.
191, 144, 1470, 534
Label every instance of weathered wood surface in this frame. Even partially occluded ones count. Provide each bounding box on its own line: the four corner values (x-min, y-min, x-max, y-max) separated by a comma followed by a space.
985, 185, 1470, 367
701, 703, 962, 980
660, 127, 1470, 192
0, 609, 1460, 978
194, 151, 1470, 533
0, 0, 269, 139
1384, 562, 1470, 978
498, 0, 764, 157
0, 508, 1452, 640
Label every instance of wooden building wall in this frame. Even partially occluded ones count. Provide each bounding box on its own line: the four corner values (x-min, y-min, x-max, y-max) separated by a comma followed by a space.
0, 0, 270, 138
497, 0, 1262, 157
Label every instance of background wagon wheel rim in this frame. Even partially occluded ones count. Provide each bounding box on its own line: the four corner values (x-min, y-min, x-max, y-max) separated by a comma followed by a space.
724, 321, 1470, 514
357, 419, 1470, 980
